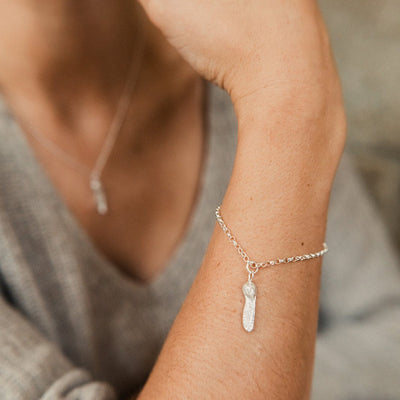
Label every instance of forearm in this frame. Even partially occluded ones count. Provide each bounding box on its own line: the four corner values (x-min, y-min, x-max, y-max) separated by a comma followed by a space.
137, 90, 345, 399
134, 0, 345, 396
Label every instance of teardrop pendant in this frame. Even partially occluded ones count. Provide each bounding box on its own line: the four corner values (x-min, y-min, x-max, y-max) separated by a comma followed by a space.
89, 177, 108, 215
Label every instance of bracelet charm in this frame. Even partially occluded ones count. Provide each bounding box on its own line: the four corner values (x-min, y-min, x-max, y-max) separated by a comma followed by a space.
215, 206, 328, 333
242, 280, 257, 332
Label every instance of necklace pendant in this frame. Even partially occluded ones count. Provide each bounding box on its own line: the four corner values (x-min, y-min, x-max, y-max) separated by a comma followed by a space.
90, 177, 108, 215
242, 281, 257, 332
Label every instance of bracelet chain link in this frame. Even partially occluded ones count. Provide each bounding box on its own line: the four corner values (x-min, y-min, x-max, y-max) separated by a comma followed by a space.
215, 206, 328, 280
215, 205, 328, 332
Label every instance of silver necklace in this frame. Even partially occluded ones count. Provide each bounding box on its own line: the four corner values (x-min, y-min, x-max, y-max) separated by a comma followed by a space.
22, 22, 146, 215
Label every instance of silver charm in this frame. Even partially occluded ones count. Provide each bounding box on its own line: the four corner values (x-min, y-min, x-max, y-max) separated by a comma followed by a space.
242, 281, 257, 332
90, 177, 108, 215
215, 205, 328, 334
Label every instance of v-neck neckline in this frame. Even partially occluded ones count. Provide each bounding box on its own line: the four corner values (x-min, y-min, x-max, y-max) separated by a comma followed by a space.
1, 79, 217, 296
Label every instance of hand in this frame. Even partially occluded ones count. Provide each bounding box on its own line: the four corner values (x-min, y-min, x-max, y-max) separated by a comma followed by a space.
137, 0, 341, 113
139, 0, 346, 190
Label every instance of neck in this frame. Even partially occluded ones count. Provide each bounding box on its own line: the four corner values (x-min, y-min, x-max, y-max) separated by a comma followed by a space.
0, 0, 194, 149
0, 1, 139, 104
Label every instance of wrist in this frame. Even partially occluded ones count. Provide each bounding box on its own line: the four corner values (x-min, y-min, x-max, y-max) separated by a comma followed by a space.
224, 90, 346, 235
233, 85, 346, 182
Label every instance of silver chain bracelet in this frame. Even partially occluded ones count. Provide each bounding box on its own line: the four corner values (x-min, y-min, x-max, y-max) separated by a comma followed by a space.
215, 206, 328, 333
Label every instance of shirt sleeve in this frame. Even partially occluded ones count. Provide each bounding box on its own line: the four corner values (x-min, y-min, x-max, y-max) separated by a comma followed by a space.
312, 155, 400, 400
0, 294, 117, 400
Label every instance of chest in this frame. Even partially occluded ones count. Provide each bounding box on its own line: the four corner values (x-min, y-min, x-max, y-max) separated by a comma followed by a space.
26, 85, 206, 284
77, 136, 205, 284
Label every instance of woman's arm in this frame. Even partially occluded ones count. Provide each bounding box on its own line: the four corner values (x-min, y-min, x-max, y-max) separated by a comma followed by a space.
137, 101, 344, 400
136, 1, 346, 398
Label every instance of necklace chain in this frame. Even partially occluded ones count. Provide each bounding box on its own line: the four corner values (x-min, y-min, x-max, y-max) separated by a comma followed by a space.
21, 14, 146, 215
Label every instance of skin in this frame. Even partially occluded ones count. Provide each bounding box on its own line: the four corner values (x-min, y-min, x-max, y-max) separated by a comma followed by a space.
0, 1, 206, 283
0, 0, 346, 399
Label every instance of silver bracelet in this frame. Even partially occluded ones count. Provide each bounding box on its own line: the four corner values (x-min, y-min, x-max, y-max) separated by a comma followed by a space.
215, 206, 328, 333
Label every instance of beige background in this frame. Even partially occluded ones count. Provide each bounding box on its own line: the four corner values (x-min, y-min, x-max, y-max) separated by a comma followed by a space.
319, 0, 400, 251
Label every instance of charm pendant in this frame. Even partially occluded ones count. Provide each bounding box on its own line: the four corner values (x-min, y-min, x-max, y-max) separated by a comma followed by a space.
90, 177, 108, 215
242, 281, 257, 332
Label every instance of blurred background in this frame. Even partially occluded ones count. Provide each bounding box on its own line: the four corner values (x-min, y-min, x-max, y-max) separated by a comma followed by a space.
320, 0, 400, 252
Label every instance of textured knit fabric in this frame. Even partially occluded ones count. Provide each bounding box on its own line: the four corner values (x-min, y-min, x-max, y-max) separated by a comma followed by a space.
0, 82, 399, 400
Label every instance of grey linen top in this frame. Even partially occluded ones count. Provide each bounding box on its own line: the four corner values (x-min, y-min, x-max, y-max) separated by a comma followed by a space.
0, 82, 399, 400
